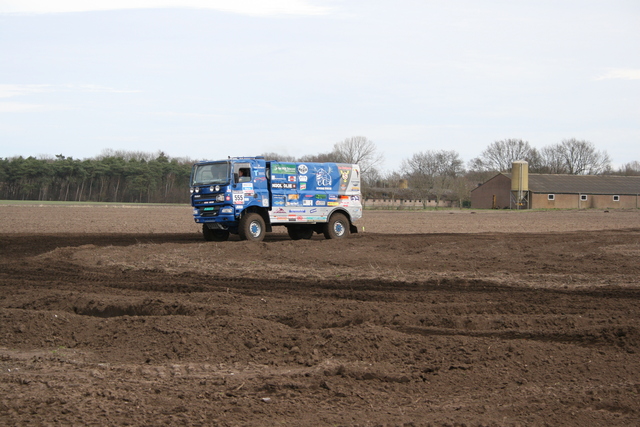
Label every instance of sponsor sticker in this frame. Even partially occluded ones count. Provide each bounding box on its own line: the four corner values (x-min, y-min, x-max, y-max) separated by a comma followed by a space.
299, 175, 308, 182
315, 168, 332, 190
272, 164, 297, 174
272, 183, 297, 190
303, 200, 313, 206
298, 164, 308, 174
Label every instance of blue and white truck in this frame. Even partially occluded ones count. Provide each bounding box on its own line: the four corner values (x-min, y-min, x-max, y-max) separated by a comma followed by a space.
190, 157, 362, 241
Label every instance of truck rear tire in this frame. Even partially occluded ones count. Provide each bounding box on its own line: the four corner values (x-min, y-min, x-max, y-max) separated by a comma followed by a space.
239, 213, 266, 242
202, 225, 230, 242
323, 213, 350, 239
287, 225, 314, 240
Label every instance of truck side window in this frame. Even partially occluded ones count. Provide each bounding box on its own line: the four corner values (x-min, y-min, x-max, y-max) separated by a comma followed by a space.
238, 168, 251, 182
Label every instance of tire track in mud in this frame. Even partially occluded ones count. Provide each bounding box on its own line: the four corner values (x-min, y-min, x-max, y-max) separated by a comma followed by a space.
394, 325, 640, 351
4, 253, 639, 353
5, 253, 640, 301
3, 232, 640, 350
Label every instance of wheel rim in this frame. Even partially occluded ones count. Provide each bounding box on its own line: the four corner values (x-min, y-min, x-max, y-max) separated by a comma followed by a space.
333, 221, 345, 237
249, 220, 262, 238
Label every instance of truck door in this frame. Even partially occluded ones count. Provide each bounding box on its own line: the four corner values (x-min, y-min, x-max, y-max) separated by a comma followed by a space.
231, 162, 254, 209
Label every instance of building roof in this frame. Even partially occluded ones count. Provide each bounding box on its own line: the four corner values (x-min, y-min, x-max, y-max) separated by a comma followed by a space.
504, 173, 640, 195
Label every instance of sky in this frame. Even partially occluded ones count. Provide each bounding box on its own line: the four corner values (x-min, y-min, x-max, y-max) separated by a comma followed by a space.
1, 0, 639, 172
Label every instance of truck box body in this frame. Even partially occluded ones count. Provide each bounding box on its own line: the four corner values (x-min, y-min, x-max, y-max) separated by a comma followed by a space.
190, 157, 362, 241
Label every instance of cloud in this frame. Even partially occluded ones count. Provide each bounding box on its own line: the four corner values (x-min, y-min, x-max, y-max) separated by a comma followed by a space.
595, 68, 640, 81
0, 84, 140, 113
0, 84, 52, 98
0, 84, 140, 98
69, 84, 142, 94
0, 0, 331, 16
0, 102, 62, 113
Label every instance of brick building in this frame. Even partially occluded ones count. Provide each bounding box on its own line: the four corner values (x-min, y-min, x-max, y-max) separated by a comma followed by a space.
471, 173, 640, 209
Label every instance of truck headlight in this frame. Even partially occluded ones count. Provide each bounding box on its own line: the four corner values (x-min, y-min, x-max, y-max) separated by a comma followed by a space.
216, 194, 225, 202
220, 207, 234, 214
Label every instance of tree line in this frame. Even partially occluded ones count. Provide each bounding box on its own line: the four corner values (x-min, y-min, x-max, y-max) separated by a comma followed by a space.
1, 137, 638, 204
0, 150, 193, 203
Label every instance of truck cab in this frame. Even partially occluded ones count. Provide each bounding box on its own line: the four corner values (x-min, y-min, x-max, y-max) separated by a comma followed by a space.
190, 157, 362, 242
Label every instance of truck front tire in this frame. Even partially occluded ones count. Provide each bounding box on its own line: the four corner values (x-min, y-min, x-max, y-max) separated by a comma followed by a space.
323, 213, 350, 239
202, 225, 230, 242
239, 213, 266, 242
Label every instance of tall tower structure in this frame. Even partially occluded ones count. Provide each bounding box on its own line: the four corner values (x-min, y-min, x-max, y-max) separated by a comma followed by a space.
511, 160, 529, 209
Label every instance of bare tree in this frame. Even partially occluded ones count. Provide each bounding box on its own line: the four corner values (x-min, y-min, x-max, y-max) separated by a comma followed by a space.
259, 152, 297, 162
538, 144, 569, 174
542, 139, 611, 175
402, 150, 465, 206
298, 151, 340, 163
332, 136, 384, 174
469, 139, 539, 173
617, 161, 640, 176
299, 136, 383, 191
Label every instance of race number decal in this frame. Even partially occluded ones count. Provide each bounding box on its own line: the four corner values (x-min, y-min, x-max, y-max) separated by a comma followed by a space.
233, 191, 245, 205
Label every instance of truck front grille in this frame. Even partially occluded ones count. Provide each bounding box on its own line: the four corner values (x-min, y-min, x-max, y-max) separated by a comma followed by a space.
199, 207, 220, 217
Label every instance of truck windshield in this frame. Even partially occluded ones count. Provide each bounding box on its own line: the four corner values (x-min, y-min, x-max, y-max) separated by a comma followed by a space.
192, 162, 229, 186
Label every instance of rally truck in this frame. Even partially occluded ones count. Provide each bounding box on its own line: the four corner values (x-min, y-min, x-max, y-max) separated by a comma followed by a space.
190, 157, 362, 242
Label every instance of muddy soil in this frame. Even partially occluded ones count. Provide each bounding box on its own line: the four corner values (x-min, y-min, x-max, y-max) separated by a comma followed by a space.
1, 206, 639, 426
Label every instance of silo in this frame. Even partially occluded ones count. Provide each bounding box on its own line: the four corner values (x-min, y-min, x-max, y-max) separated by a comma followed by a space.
511, 160, 529, 208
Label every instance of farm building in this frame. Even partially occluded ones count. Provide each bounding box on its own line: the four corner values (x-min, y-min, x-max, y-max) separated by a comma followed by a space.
471, 162, 640, 209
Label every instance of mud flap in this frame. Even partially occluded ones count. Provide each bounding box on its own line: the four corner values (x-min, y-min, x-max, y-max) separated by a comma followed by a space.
350, 223, 358, 234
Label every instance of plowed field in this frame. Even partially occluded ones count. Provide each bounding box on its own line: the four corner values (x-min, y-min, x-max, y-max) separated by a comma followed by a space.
1, 205, 640, 426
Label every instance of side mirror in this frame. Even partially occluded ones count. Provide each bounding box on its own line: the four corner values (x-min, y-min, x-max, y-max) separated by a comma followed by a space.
233, 173, 239, 183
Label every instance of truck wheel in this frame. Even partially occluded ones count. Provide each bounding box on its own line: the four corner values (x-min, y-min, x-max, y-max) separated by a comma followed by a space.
298, 226, 314, 240
239, 213, 266, 242
202, 225, 230, 242
287, 225, 314, 240
287, 226, 301, 240
323, 213, 350, 239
